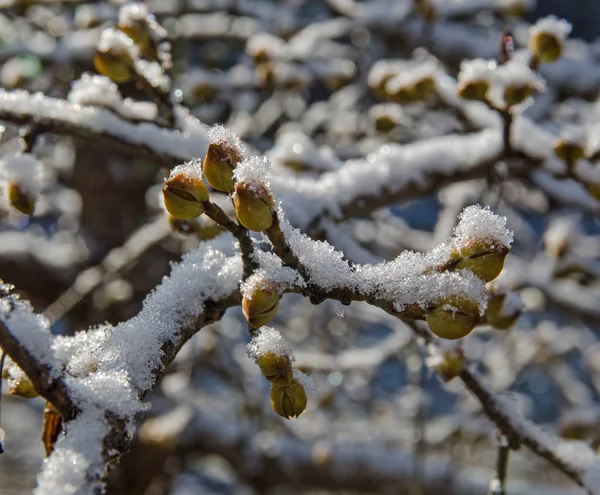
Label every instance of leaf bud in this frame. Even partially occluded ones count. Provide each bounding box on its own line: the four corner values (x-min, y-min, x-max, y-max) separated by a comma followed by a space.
233, 180, 274, 232
203, 142, 242, 192
5, 364, 38, 399
426, 296, 481, 340
270, 379, 308, 419
503, 83, 535, 107
242, 280, 280, 329
434, 347, 464, 382
457, 80, 489, 102
484, 291, 523, 330
529, 31, 563, 64
7, 182, 35, 215
451, 238, 509, 282
553, 138, 585, 167
162, 165, 209, 220
256, 351, 293, 387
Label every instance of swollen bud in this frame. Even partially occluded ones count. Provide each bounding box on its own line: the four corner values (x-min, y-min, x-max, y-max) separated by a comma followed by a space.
529, 32, 562, 65
203, 142, 242, 192
503, 83, 535, 107
426, 296, 481, 340
485, 292, 523, 330
242, 280, 280, 329
553, 138, 585, 167
458, 80, 489, 102
7, 182, 35, 215
5, 364, 38, 399
451, 239, 509, 282
94, 30, 135, 84
434, 347, 464, 382
270, 379, 308, 419
162, 163, 209, 220
233, 180, 274, 232
256, 351, 293, 387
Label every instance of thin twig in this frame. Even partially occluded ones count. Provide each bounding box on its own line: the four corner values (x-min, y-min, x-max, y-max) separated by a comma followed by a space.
488, 436, 510, 495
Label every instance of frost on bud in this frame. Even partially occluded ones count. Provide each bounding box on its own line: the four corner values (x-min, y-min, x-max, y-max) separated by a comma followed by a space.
451, 239, 509, 282
450, 206, 513, 282
233, 181, 274, 232
553, 138, 585, 167
94, 29, 135, 84
203, 142, 242, 192
5, 361, 38, 399
426, 296, 481, 340
457, 59, 495, 102
257, 351, 293, 387
162, 161, 208, 220
529, 17, 571, 65
270, 379, 308, 419
118, 4, 158, 61
485, 291, 523, 330
242, 279, 280, 329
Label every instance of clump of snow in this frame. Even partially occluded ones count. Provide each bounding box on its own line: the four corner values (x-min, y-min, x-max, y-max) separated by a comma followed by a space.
97, 28, 136, 58
234, 155, 271, 187
208, 124, 245, 156
241, 251, 304, 298
0, 153, 42, 195
68, 74, 157, 121
0, 283, 54, 371
118, 2, 149, 26
458, 58, 497, 85
0, 90, 209, 161
247, 326, 295, 362
134, 59, 170, 92
246, 32, 286, 60
294, 369, 318, 399
452, 205, 513, 249
34, 410, 108, 495
385, 60, 440, 94
167, 159, 203, 182
268, 131, 340, 172
530, 15, 572, 41
487, 58, 545, 109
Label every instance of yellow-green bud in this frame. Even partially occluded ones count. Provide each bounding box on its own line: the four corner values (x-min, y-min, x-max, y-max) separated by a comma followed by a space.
203, 142, 242, 192
553, 139, 585, 166
390, 84, 419, 104
7, 371, 38, 399
435, 348, 464, 382
503, 83, 534, 107
256, 351, 294, 387
457, 80, 489, 102
415, 76, 436, 99
374, 115, 397, 133
485, 293, 522, 330
413, 0, 437, 22
162, 172, 209, 220
233, 181, 274, 232
529, 32, 563, 64
587, 183, 600, 202
451, 239, 509, 282
242, 281, 280, 329
426, 296, 481, 340
94, 50, 133, 84
7, 182, 35, 216
270, 379, 308, 419
119, 20, 158, 61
